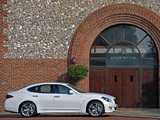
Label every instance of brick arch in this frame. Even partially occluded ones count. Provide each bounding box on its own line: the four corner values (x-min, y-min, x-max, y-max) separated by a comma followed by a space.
68, 3, 160, 94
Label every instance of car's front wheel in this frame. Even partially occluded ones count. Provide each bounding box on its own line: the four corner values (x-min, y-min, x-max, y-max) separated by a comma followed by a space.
88, 101, 104, 117
20, 102, 37, 117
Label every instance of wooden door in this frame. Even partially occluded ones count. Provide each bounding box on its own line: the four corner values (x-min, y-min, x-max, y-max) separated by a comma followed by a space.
141, 67, 158, 108
122, 69, 140, 107
89, 67, 158, 108
106, 69, 122, 106
89, 68, 106, 93
106, 68, 140, 107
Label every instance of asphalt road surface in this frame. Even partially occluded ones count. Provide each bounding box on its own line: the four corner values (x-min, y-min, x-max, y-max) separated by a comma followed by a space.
0, 114, 159, 120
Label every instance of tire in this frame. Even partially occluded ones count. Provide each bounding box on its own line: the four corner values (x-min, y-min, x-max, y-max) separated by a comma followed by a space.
88, 101, 104, 117
20, 102, 37, 117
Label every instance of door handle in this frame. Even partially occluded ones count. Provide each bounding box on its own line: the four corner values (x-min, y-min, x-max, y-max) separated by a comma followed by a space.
54, 96, 60, 98
130, 75, 133, 82
32, 95, 38, 97
114, 75, 117, 82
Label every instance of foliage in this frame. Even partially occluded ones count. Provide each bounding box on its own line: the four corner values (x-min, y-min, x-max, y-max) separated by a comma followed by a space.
67, 64, 90, 84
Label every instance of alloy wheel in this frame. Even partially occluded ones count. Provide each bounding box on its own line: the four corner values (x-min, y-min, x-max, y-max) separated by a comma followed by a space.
88, 101, 103, 117
20, 102, 36, 117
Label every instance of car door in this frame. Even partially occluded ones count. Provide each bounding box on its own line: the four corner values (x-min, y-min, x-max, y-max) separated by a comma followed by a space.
53, 85, 81, 112
29, 85, 54, 111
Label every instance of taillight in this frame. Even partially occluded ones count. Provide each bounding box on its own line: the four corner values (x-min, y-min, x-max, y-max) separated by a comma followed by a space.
6, 95, 14, 99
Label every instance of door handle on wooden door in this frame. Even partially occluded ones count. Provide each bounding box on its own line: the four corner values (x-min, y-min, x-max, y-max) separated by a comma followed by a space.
114, 75, 117, 82
130, 75, 133, 82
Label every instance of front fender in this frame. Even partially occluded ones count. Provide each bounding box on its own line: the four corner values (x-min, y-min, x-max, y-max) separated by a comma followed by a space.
80, 97, 104, 113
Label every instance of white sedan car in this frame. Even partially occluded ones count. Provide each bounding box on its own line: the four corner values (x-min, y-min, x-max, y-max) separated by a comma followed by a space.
4, 82, 118, 117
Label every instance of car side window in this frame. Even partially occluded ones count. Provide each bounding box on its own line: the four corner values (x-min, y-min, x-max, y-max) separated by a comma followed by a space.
28, 85, 54, 93
54, 85, 70, 94
28, 86, 40, 92
40, 85, 51, 93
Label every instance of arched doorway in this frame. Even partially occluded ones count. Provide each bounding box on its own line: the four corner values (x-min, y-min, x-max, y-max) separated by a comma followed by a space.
68, 4, 160, 108
89, 24, 158, 108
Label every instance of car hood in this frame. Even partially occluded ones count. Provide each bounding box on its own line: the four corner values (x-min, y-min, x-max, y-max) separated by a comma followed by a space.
80, 92, 115, 99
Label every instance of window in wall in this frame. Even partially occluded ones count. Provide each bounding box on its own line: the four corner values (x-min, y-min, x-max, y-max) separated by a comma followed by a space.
90, 59, 106, 66
137, 36, 158, 66
138, 36, 157, 58
90, 24, 158, 67
101, 25, 123, 45
107, 42, 141, 67
125, 25, 147, 44
90, 36, 110, 58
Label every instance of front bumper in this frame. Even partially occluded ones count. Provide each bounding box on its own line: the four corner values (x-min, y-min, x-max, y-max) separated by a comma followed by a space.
103, 100, 118, 113
105, 104, 118, 112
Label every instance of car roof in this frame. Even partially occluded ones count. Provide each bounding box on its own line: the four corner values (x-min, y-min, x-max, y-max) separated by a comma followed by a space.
23, 82, 69, 89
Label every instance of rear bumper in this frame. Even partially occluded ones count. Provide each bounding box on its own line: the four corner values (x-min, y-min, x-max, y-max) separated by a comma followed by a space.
4, 99, 18, 113
4, 109, 18, 113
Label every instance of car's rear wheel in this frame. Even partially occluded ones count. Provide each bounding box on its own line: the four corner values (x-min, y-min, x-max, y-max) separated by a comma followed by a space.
88, 101, 104, 117
20, 102, 37, 117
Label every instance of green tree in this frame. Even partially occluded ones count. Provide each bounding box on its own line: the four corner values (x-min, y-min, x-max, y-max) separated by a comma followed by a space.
67, 64, 90, 86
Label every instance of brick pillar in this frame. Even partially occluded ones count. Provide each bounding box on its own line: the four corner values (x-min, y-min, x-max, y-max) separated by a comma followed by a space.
0, 0, 8, 58
0, 0, 8, 111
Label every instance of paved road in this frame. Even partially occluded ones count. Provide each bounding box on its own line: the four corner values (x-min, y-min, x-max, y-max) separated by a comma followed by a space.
0, 114, 159, 120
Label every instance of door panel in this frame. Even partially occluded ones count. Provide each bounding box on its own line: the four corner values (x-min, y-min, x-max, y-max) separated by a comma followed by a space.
53, 94, 81, 111
53, 85, 81, 111
122, 69, 140, 107
89, 68, 106, 93
31, 93, 54, 110
89, 67, 158, 108
141, 68, 158, 108
106, 69, 122, 106
107, 68, 140, 107
30, 84, 54, 111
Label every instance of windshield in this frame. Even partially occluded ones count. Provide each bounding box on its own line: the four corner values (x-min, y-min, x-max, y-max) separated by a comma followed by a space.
68, 84, 86, 93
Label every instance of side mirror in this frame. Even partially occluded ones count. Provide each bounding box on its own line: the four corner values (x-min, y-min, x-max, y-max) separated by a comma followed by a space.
69, 90, 74, 95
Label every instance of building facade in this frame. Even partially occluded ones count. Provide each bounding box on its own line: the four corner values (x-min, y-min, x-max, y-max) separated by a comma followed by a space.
0, 0, 160, 111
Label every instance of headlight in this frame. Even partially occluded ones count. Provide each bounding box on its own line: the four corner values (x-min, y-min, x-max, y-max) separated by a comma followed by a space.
101, 97, 112, 102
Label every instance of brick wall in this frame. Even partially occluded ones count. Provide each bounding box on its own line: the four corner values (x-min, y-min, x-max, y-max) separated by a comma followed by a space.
0, 0, 7, 112
0, 0, 8, 58
0, 58, 68, 111
0, 0, 68, 112
0, 2, 160, 112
